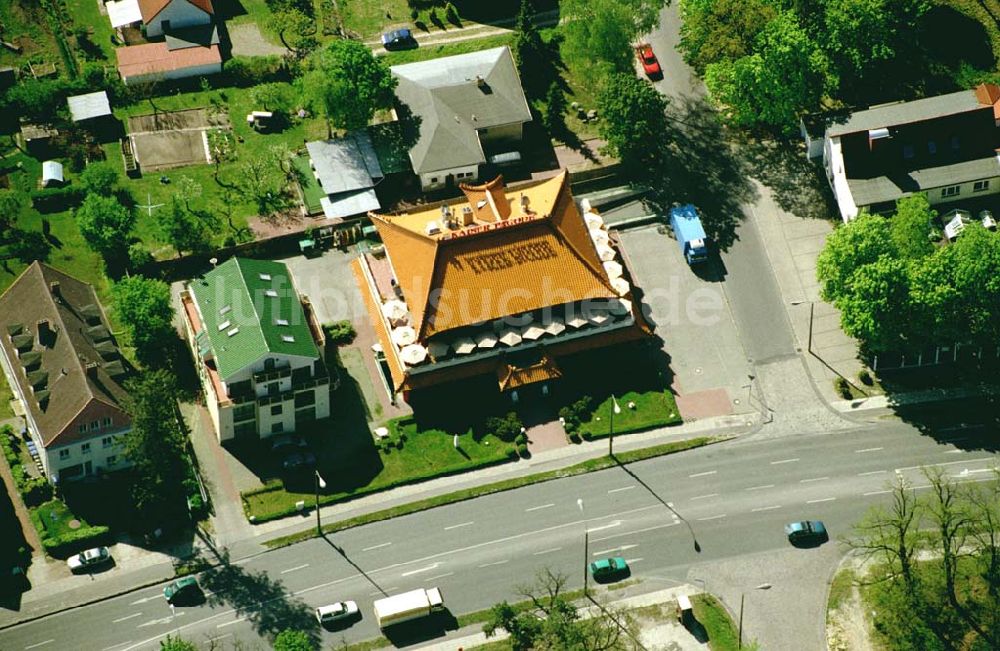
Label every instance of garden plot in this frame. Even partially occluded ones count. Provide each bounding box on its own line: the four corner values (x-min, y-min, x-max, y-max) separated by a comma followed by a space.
127, 108, 229, 171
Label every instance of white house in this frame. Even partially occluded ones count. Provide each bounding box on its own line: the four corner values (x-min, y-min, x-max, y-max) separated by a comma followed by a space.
391, 46, 533, 192
813, 83, 1000, 221
0, 263, 133, 483
180, 258, 332, 443
139, 0, 213, 38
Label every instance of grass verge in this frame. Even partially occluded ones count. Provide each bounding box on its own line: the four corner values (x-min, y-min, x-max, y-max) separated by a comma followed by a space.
579, 390, 682, 439
692, 593, 741, 651
264, 435, 726, 549
827, 567, 856, 615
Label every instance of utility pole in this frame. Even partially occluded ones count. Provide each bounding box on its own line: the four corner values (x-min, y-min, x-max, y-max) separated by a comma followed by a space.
738, 593, 744, 649
608, 394, 620, 457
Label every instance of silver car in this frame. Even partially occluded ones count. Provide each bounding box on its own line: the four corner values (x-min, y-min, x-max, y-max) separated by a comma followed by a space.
67, 546, 112, 572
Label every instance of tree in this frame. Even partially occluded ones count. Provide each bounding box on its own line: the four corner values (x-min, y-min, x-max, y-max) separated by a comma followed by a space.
111, 275, 175, 365
249, 82, 295, 117
273, 629, 316, 651
271, 9, 318, 56
678, 0, 777, 74
816, 212, 896, 303
597, 73, 670, 177
542, 81, 566, 134
236, 148, 289, 215
890, 194, 935, 259
0, 189, 24, 234
7, 230, 50, 263
836, 255, 917, 352
80, 162, 121, 197
122, 370, 190, 526
945, 224, 1000, 344
704, 11, 831, 130
157, 197, 216, 256
561, 0, 667, 84
303, 40, 397, 135
160, 636, 198, 651
206, 130, 236, 184
483, 568, 635, 650
822, 0, 928, 80
74, 194, 136, 261
513, 0, 545, 80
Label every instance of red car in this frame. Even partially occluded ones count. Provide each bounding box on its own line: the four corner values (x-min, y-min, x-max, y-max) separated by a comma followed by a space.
635, 43, 662, 79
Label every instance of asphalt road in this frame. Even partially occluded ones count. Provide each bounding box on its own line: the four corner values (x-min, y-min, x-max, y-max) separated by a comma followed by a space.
3, 405, 997, 651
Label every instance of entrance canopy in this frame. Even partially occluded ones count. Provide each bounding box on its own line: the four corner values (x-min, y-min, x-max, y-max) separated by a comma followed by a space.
497, 354, 563, 392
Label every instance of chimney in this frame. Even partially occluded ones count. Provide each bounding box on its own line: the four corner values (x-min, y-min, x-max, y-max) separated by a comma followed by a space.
49, 281, 61, 300
85, 361, 99, 379
460, 206, 474, 226
520, 194, 530, 214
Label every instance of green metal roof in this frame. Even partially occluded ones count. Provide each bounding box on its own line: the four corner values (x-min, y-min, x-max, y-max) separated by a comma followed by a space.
189, 258, 320, 380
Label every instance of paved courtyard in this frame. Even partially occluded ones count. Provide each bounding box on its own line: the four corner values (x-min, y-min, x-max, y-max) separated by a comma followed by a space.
619, 226, 752, 421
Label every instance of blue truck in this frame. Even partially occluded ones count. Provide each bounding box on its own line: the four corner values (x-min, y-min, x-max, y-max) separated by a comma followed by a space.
669, 204, 709, 265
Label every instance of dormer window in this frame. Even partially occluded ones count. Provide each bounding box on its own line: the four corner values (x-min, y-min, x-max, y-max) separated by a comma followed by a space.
927, 140, 937, 155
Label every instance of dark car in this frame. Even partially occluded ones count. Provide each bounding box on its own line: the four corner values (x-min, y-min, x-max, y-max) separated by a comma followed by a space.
381, 28, 416, 50
785, 520, 828, 545
270, 433, 307, 453
282, 450, 317, 471
163, 576, 202, 605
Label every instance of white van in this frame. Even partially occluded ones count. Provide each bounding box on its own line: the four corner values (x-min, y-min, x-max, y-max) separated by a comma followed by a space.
316, 600, 359, 625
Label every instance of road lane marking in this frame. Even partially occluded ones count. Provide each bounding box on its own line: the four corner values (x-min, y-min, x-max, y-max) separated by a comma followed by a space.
858, 470, 886, 476
533, 547, 562, 556
807, 497, 836, 504
112, 613, 142, 623
745, 484, 775, 491
401, 563, 440, 577
855, 447, 884, 453
943, 449, 966, 454
770, 458, 799, 465
426, 572, 454, 581
688, 470, 717, 478
751, 505, 781, 512
280, 564, 309, 574
697, 514, 727, 521
586, 520, 622, 533
138, 617, 174, 628
691, 493, 718, 501
592, 522, 677, 543
478, 560, 510, 568
624, 557, 643, 565
25, 641, 54, 650
444, 521, 474, 531
525, 503, 554, 512
864, 489, 892, 496
101, 642, 133, 651
608, 486, 635, 494
216, 617, 247, 629
129, 594, 162, 605
592, 544, 638, 556
800, 477, 829, 483
896, 458, 994, 472
362, 542, 392, 551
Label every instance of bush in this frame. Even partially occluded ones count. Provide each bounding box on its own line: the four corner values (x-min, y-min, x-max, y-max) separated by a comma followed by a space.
40, 524, 111, 557
20, 476, 52, 507
410, 8, 419, 19
568, 432, 582, 444
223, 56, 288, 87
445, 2, 459, 22
30, 186, 86, 213
516, 442, 529, 458
323, 320, 357, 346
484, 412, 523, 442
515, 433, 527, 446
858, 369, 873, 386
835, 377, 851, 399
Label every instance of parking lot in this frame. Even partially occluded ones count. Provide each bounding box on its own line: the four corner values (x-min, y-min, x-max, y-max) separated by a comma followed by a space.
619, 225, 752, 420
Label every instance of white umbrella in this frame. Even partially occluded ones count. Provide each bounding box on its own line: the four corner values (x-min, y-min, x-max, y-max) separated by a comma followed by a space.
596, 244, 616, 262
566, 315, 588, 329
475, 331, 498, 348
498, 329, 523, 346
603, 260, 623, 279
391, 325, 417, 348
522, 324, 546, 340
452, 337, 477, 355
590, 229, 610, 247
584, 212, 605, 230
609, 298, 632, 315
399, 344, 427, 366
588, 309, 611, 325
381, 300, 408, 322
427, 341, 450, 359
543, 317, 566, 336
611, 277, 630, 296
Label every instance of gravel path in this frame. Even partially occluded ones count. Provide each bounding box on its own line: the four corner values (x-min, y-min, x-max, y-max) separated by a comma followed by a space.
228, 23, 286, 57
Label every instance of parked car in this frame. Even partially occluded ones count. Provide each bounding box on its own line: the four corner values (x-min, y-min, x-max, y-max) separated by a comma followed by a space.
589, 556, 629, 581
163, 576, 202, 605
67, 546, 112, 573
282, 450, 317, 471
382, 28, 416, 50
270, 433, 307, 452
785, 520, 828, 545
634, 43, 662, 79
316, 600, 359, 625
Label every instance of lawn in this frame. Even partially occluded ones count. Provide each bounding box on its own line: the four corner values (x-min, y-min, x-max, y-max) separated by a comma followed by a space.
242, 418, 515, 521
692, 593, 742, 651
0, 374, 15, 420
292, 154, 325, 214
64, 0, 117, 63
578, 390, 682, 438
0, 0, 62, 70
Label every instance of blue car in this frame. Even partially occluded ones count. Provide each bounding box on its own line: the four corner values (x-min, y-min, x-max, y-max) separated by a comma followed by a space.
785, 520, 828, 545
381, 29, 416, 50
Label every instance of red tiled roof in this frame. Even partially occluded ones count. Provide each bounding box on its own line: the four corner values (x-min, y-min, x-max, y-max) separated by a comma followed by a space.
139, 0, 214, 21
116, 41, 221, 79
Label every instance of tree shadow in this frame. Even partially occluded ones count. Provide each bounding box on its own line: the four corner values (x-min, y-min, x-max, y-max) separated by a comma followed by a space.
643, 96, 756, 252
451, 0, 559, 26
737, 135, 837, 220
191, 546, 321, 645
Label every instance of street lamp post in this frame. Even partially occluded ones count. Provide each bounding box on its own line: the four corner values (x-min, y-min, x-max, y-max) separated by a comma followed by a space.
315, 470, 327, 535
608, 395, 621, 457
577, 498, 588, 595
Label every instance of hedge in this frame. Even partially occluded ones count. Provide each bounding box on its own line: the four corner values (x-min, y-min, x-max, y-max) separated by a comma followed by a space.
223, 56, 289, 87
30, 186, 86, 213
38, 522, 110, 557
